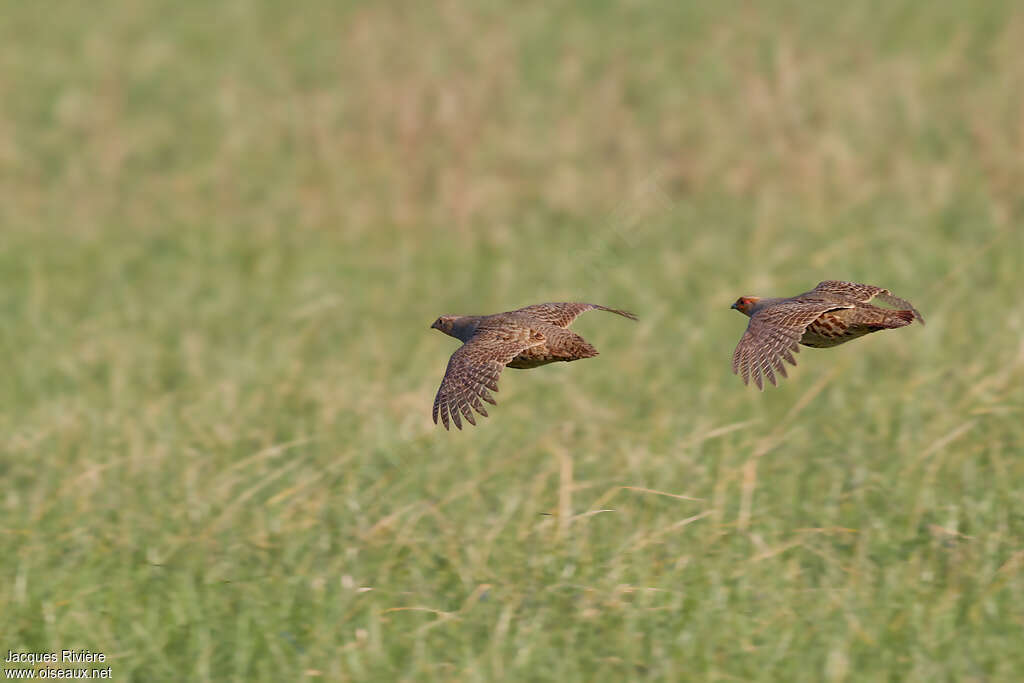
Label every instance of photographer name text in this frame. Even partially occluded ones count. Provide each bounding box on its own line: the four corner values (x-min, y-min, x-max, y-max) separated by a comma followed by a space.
5, 651, 106, 665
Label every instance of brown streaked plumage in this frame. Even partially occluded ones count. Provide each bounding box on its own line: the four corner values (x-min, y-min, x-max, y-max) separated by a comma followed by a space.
430, 303, 637, 430
730, 280, 924, 389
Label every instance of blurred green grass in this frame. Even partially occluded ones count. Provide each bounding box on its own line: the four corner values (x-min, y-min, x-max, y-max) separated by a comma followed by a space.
2, 0, 1024, 680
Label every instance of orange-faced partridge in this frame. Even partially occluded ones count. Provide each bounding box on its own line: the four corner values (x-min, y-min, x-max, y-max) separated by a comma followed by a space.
430, 303, 637, 429
731, 280, 924, 389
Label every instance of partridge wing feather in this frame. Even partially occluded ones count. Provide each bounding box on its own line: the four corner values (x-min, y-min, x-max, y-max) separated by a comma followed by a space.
510, 302, 637, 328
807, 280, 887, 303
809, 281, 924, 324
733, 300, 851, 389
432, 325, 545, 430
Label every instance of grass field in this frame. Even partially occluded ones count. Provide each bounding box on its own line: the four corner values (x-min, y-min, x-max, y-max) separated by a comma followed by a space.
3, 1, 1024, 680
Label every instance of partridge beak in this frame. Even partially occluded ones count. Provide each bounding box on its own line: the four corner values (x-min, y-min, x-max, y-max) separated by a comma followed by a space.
730, 302, 739, 310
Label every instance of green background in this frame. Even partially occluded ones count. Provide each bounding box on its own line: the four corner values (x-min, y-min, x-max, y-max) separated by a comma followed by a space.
2, 1, 1023, 680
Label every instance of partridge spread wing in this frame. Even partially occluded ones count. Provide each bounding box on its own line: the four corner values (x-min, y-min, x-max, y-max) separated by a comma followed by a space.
509, 302, 637, 328
808, 281, 924, 324
432, 325, 545, 430
732, 300, 851, 389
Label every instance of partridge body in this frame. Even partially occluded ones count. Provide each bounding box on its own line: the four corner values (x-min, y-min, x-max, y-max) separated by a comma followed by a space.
730, 280, 924, 389
430, 303, 637, 429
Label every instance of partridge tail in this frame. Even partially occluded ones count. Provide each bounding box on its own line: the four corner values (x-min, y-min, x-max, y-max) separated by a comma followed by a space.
566, 337, 599, 360
875, 309, 916, 329
558, 331, 599, 361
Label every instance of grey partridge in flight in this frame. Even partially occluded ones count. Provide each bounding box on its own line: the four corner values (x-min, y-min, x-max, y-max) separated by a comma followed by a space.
430, 303, 637, 429
730, 280, 924, 389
